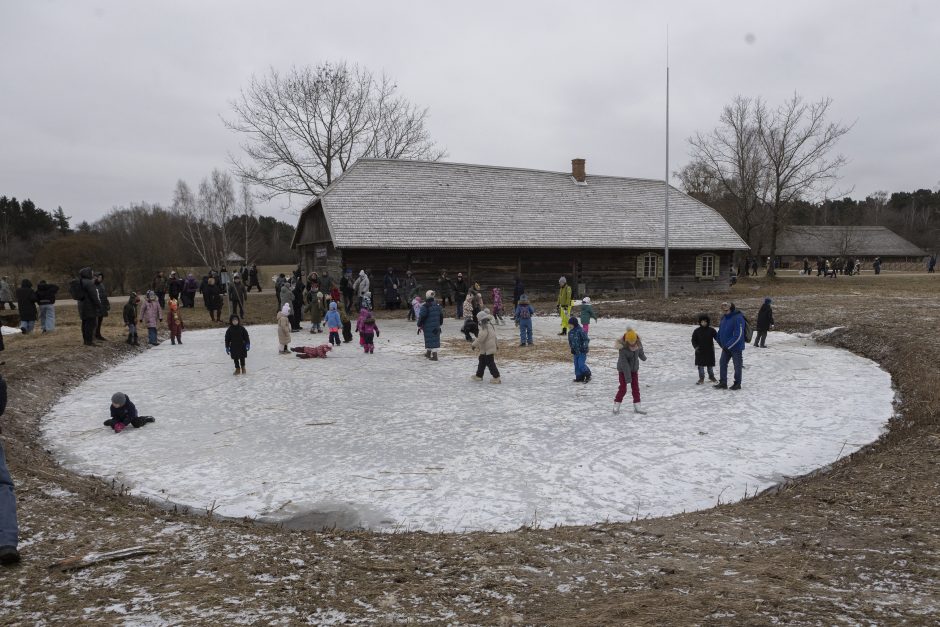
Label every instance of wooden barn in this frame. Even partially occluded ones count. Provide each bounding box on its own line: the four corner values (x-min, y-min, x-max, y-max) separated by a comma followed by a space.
774, 226, 926, 267
291, 159, 749, 303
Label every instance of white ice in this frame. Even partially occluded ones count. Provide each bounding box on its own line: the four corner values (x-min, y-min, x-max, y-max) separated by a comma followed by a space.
41, 317, 894, 532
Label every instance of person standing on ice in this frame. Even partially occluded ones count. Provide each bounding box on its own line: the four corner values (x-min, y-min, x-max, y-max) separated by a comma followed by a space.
567, 316, 591, 383
225, 314, 250, 375
359, 312, 380, 354
324, 301, 342, 347
557, 277, 572, 336
353, 269, 371, 311
167, 296, 184, 345
491, 287, 505, 325
0, 371, 21, 565
140, 291, 162, 346
715, 302, 746, 390
103, 392, 155, 433
514, 294, 534, 346
754, 297, 774, 348
613, 328, 646, 414
579, 296, 598, 335
276, 303, 291, 354
123, 292, 141, 346
471, 309, 501, 384
417, 289, 444, 361
691, 313, 718, 384
203, 276, 222, 323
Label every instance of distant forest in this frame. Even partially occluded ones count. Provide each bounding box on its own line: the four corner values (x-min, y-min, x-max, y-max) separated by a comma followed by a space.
0, 194, 297, 292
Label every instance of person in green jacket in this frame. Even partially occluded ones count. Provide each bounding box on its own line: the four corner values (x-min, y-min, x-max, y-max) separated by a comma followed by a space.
557, 277, 572, 336
579, 296, 598, 334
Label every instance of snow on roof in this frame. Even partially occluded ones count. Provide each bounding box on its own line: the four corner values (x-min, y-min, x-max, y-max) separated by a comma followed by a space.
296, 159, 750, 250
774, 226, 926, 257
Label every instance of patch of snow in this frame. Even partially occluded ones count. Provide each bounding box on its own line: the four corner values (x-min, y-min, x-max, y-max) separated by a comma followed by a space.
41, 318, 894, 533
40, 485, 77, 499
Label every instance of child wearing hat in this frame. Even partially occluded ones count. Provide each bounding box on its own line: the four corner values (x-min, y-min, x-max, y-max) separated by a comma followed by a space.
514, 294, 534, 346
104, 393, 155, 433
691, 314, 718, 384
167, 296, 184, 345
225, 314, 250, 374
276, 303, 291, 353
567, 316, 591, 383
324, 301, 342, 347
491, 287, 505, 325
122, 292, 140, 346
359, 313, 380, 354
614, 328, 647, 414
139, 290, 162, 346
579, 297, 598, 335
754, 297, 774, 348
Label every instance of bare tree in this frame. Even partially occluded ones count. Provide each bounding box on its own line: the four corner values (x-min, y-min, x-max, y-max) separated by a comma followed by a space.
687, 96, 769, 249
225, 62, 446, 203
173, 170, 238, 269
755, 94, 851, 275
239, 181, 258, 265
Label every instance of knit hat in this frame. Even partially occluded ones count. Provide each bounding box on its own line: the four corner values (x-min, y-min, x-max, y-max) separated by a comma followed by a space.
697, 313, 710, 324
426, 290, 435, 299
281, 303, 290, 315
582, 296, 591, 305
625, 329, 638, 344
329, 301, 337, 310
111, 392, 126, 406
559, 277, 567, 285
764, 297, 772, 304
568, 315, 579, 326
519, 293, 529, 303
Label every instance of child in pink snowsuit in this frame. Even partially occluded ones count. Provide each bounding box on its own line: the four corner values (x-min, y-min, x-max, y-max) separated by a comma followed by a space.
355, 307, 370, 346
491, 287, 504, 325
359, 314, 380, 354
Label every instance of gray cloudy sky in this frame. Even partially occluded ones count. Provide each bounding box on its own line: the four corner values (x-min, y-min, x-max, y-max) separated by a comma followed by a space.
1, 1, 937, 224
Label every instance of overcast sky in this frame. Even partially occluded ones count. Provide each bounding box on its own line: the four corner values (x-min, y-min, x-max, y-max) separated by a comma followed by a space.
1, 1, 938, 224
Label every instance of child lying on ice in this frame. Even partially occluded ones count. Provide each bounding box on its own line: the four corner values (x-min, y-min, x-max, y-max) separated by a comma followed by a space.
103, 392, 155, 433
291, 344, 333, 359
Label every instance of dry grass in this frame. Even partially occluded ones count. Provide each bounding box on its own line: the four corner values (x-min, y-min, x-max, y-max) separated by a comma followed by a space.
0, 276, 938, 624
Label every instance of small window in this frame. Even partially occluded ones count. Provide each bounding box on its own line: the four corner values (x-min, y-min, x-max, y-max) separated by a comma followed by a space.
701, 254, 714, 277
642, 253, 658, 279
695, 253, 720, 280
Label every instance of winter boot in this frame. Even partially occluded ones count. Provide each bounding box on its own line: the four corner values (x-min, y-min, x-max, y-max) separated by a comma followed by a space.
490, 377, 501, 384
132, 333, 140, 346
470, 375, 483, 382
612, 402, 621, 415
708, 375, 717, 382
633, 403, 646, 415
171, 337, 176, 345
696, 377, 705, 385
425, 350, 431, 359
0, 546, 21, 565
126, 333, 133, 345
240, 367, 247, 375
176, 336, 181, 345
729, 383, 741, 391
431, 352, 438, 361
713, 382, 728, 389
234, 367, 241, 376
103, 418, 116, 427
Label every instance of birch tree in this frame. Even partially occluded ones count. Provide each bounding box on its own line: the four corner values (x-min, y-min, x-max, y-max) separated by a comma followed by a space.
173, 169, 238, 269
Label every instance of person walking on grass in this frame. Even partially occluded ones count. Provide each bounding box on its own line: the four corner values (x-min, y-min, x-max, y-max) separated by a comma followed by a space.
579, 296, 598, 335
417, 289, 444, 361
152, 271, 168, 309
568, 316, 591, 383
514, 294, 534, 346
471, 309, 501, 384
140, 291, 162, 346
123, 292, 141, 346
715, 302, 746, 390
167, 296, 184, 345
77, 267, 101, 346
93, 272, 110, 341
228, 274, 247, 319
203, 276, 223, 322
14, 280, 37, 334
754, 297, 774, 348
248, 264, 262, 292
0, 372, 20, 565
613, 327, 647, 415
558, 277, 572, 336
276, 303, 291, 354
225, 314, 250, 374
36, 280, 59, 333
691, 313, 717, 384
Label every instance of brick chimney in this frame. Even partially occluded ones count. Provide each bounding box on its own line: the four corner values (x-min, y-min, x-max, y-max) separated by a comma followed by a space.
571, 158, 586, 183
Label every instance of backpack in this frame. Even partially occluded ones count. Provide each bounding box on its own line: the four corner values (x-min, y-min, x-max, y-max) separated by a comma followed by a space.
743, 315, 754, 343
69, 278, 85, 301
517, 305, 531, 320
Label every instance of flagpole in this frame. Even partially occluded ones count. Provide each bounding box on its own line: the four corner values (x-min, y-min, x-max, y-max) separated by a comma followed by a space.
664, 28, 670, 299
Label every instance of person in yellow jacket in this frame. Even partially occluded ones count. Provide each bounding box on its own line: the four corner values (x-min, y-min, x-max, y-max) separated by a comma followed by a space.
557, 276, 572, 335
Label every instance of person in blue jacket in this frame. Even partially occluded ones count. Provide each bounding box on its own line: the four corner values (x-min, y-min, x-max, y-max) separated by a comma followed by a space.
715, 301, 745, 390
323, 301, 342, 347
417, 290, 444, 361
567, 316, 592, 383
514, 294, 534, 346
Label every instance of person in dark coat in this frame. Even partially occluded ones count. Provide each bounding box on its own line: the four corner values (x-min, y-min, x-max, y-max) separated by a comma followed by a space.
383, 267, 401, 310
14, 280, 37, 334
291, 280, 305, 331
203, 277, 222, 322
340, 270, 355, 314
417, 289, 444, 361
224, 314, 251, 375
152, 271, 168, 308
77, 267, 101, 346
568, 316, 591, 383
453, 273, 468, 319
754, 297, 774, 348
228, 274, 247, 318
167, 271, 184, 301
94, 272, 110, 341
873, 257, 882, 275
436, 270, 454, 307
36, 280, 59, 332
512, 277, 525, 320
182, 273, 199, 308
103, 392, 154, 433
691, 313, 718, 384
248, 264, 262, 292
0, 371, 21, 565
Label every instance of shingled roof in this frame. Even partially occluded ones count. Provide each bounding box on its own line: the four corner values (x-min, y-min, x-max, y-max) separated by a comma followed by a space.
294, 159, 749, 250
774, 226, 926, 257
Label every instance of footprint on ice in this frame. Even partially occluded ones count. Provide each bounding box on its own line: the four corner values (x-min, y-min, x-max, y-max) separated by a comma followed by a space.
42, 318, 893, 532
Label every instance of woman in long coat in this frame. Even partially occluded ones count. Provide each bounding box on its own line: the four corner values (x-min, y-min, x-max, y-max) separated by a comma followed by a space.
15, 279, 37, 332
417, 290, 444, 361
383, 267, 400, 310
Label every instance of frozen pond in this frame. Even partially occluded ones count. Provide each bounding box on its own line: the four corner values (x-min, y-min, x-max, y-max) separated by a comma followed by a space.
42, 317, 893, 532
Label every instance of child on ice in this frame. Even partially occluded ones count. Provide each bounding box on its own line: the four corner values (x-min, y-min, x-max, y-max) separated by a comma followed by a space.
410, 295, 423, 323
514, 294, 534, 346
339, 307, 353, 343
324, 301, 342, 347
167, 296, 184, 345
139, 290, 162, 346
470, 309, 501, 383
567, 316, 591, 383
491, 287, 505, 325
691, 313, 718, 384
579, 297, 598, 334
359, 313, 380, 354
355, 307, 370, 346
614, 328, 647, 414
122, 292, 140, 346
103, 392, 154, 433
225, 314, 250, 375
276, 303, 291, 354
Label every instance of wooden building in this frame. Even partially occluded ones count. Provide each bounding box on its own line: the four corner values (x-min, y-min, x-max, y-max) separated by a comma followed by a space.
291, 159, 750, 303
774, 226, 926, 267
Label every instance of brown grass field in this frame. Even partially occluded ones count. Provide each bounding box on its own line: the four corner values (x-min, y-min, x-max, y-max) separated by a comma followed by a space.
0, 273, 937, 624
